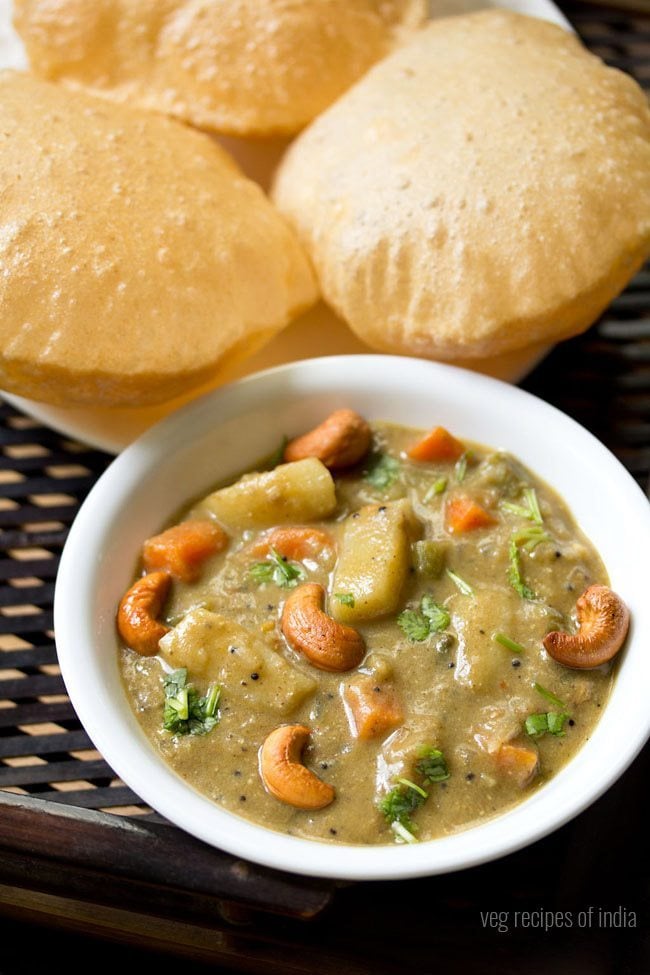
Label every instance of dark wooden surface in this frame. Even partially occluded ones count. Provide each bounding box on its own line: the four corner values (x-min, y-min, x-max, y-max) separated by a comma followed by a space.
0, 2, 648, 972
0, 745, 648, 974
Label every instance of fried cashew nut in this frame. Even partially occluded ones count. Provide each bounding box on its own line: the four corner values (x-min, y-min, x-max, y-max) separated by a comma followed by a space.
283, 408, 371, 470
259, 724, 335, 810
281, 583, 365, 672
117, 571, 171, 656
543, 584, 630, 669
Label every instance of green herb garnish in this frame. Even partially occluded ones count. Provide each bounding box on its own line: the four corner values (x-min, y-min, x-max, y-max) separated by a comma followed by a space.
534, 682, 566, 709
250, 547, 305, 589
526, 685, 570, 736
163, 668, 221, 736
421, 595, 451, 630
512, 525, 551, 551
507, 538, 536, 600
397, 595, 450, 642
397, 609, 431, 642
391, 821, 418, 844
378, 781, 427, 834
397, 777, 428, 798
364, 452, 401, 491
524, 713, 550, 737
501, 487, 543, 525
423, 477, 447, 502
454, 452, 469, 483
446, 568, 474, 596
524, 711, 568, 738
378, 745, 450, 843
547, 712, 569, 735
334, 592, 355, 608
524, 488, 543, 524
494, 632, 526, 654
415, 747, 450, 784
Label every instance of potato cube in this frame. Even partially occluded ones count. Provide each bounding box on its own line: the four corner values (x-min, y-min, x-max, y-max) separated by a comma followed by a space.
159, 609, 316, 715
452, 588, 554, 691
451, 590, 507, 692
331, 500, 415, 623
198, 458, 336, 531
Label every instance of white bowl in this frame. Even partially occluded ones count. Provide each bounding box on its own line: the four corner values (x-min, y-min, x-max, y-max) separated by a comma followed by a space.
54, 355, 650, 880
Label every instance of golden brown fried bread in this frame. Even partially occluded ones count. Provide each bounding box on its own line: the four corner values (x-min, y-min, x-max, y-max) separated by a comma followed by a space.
13, 0, 426, 136
0, 71, 317, 407
272, 10, 650, 361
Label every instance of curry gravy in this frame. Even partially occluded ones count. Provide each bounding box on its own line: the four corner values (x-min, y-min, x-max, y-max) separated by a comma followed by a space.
119, 421, 613, 845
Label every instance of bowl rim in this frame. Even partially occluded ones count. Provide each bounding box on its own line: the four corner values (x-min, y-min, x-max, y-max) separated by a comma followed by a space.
54, 354, 650, 880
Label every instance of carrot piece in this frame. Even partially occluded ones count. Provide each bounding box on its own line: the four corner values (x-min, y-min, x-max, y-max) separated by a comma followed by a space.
249, 526, 334, 562
444, 494, 497, 533
344, 678, 403, 741
495, 742, 539, 787
407, 426, 465, 463
142, 519, 228, 582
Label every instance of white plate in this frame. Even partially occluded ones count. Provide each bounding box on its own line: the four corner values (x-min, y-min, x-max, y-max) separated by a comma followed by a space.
0, 0, 569, 454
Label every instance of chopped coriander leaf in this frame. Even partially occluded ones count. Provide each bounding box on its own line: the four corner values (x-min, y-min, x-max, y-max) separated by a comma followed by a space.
446, 568, 474, 596
378, 781, 427, 832
420, 595, 451, 632
398, 595, 450, 641
188, 689, 221, 735
250, 547, 305, 589
547, 712, 569, 736
523, 488, 543, 525
364, 452, 401, 491
494, 632, 526, 654
266, 435, 288, 469
500, 501, 529, 519
164, 674, 189, 723
397, 608, 431, 642
163, 667, 188, 697
454, 452, 469, 483
249, 561, 275, 584
501, 487, 544, 525
203, 683, 221, 716
424, 477, 447, 502
507, 538, 536, 600
397, 777, 428, 799
510, 575, 535, 600
392, 821, 418, 844
163, 669, 221, 736
512, 525, 551, 551
525, 711, 568, 738
416, 747, 450, 784
524, 713, 549, 737
534, 682, 566, 709
334, 592, 355, 607
379, 752, 450, 842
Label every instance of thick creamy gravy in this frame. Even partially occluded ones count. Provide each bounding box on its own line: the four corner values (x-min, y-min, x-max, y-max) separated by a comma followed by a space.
119, 419, 614, 845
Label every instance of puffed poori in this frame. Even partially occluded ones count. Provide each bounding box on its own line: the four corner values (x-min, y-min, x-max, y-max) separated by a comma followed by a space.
13, 0, 427, 136
272, 10, 650, 361
0, 71, 317, 407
